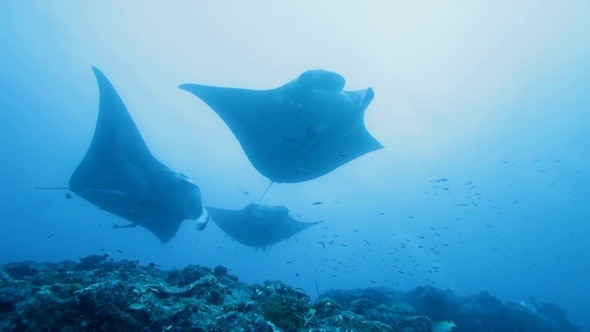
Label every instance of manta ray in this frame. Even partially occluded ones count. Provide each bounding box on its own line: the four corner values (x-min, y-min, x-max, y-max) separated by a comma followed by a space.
180, 69, 383, 183
69, 67, 203, 243
205, 203, 323, 250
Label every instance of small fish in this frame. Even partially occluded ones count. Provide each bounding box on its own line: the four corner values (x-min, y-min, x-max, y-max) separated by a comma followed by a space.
317, 242, 326, 249
286, 260, 294, 264
337, 153, 347, 158
117, 249, 124, 253
47, 233, 55, 239
312, 202, 322, 205
363, 239, 371, 245
243, 191, 250, 195
455, 203, 468, 207
408, 216, 414, 219
379, 212, 385, 215
65, 193, 72, 199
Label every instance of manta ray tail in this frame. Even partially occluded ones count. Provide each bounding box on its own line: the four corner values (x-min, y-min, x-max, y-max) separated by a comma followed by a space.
258, 181, 274, 203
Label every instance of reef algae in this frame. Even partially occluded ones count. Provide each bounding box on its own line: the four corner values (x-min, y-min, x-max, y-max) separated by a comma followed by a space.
0, 255, 583, 331
253, 281, 312, 331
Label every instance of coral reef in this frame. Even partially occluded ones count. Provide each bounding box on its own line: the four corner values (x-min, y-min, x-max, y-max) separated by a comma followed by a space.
322, 286, 583, 332
0, 256, 583, 331
405, 286, 583, 332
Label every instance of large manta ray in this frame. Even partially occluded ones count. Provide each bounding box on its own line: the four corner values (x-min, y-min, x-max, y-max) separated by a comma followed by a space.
69, 67, 203, 243
180, 69, 383, 183
205, 203, 323, 250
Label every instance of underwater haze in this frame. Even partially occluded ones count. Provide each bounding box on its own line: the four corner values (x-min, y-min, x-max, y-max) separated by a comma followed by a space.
1, 1, 589, 329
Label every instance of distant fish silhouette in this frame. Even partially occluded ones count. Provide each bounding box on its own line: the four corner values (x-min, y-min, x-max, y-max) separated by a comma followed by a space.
69, 67, 202, 243
180, 69, 382, 183
206, 203, 323, 250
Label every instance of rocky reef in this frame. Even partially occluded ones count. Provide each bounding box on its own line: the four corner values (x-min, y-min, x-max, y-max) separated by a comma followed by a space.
0, 255, 582, 331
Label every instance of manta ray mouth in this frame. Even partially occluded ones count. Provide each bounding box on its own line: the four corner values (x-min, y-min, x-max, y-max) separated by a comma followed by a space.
359, 87, 375, 112
195, 215, 210, 231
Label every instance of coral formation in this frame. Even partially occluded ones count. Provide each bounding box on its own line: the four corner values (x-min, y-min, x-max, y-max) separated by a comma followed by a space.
0, 256, 583, 331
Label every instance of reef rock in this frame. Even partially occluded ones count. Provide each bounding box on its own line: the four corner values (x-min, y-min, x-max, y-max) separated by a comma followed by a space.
0, 257, 583, 332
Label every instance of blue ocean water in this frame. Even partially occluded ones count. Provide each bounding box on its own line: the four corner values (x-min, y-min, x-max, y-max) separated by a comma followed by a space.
1, 2, 589, 329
